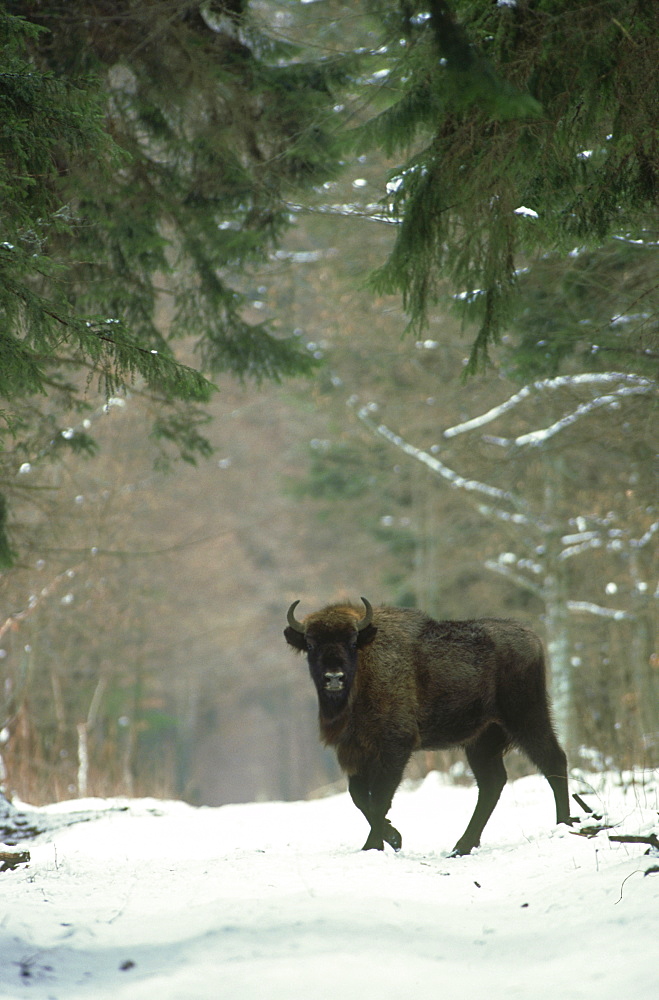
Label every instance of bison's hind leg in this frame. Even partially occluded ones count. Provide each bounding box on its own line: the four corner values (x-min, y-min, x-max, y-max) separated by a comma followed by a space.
499, 670, 572, 827
451, 724, 509, 856
516, 726, 571, 826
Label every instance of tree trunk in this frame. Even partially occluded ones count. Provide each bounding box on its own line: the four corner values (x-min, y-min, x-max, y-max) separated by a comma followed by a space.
542, 455, 574, 752
544, 581, 573, 751
628, 538, 659, 765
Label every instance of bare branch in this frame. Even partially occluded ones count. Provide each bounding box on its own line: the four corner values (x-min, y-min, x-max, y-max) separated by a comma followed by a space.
0, 563, 84, 641
357, 406, 512, 502
609, 833, 659, 850
513, 384, 654, 449
483, 559, 545, 598
633, 522, 659, 549
284, 200, 397, 225
443, 373, 655, 440
559, 537, 604, 560
567, 601, 635, 620
476, 503, 545, 532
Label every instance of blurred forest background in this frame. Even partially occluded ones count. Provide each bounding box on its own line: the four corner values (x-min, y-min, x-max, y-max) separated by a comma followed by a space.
1, 0, 657, 806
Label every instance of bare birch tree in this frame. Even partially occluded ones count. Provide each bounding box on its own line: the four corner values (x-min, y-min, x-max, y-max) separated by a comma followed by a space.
356, 372, 657, 753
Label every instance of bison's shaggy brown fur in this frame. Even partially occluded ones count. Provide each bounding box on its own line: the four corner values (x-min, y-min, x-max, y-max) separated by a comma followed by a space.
285, 598, 571, 854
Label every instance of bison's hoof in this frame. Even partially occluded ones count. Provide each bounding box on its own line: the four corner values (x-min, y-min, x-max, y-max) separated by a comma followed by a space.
449, 840, 477, 857
384, 822, 402, 852
362, 838, 385, 851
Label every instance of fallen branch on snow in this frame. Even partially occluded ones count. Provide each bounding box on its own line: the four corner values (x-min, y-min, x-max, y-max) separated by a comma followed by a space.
0, 847, 30, 872
570, 823, 616, 838
608, 833, 659, 853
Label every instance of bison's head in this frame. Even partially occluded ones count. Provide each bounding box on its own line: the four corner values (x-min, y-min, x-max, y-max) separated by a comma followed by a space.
284, 598, 377, 715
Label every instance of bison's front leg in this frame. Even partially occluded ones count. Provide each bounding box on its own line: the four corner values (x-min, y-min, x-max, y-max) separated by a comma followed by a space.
349, 765, 406, 852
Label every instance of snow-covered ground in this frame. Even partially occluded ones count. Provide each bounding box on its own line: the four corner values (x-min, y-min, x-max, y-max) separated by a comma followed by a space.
1, 770, 657, 1000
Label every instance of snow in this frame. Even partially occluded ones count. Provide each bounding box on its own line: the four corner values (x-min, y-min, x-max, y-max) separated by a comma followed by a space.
1, 771, 657, 1000
514, 205, 539, 218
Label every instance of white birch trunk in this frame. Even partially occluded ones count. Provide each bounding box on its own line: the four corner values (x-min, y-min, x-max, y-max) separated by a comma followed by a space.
542, 457, 574, 750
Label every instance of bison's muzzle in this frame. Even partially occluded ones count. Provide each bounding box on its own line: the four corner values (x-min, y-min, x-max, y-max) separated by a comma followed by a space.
323, 669, 346, 691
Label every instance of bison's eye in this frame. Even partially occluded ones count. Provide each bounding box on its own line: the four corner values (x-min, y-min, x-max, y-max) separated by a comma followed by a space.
348, 634, 358, 650
306, 637, 316, 651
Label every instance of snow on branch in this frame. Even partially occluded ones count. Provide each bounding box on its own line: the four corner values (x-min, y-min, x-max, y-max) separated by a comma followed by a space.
567, 601, 635, 621
483, 573, 638, 619
284, 200, 397, 225
356, 405, 551, 532
510, 384, 653, 449
633, 521, 659, 549
357, 405, 523, 505
559, 536, 603, 560
559, 521, 659, 559
476, 503, 542, 531
483, 558, 544, 598
443, 373, 654, 441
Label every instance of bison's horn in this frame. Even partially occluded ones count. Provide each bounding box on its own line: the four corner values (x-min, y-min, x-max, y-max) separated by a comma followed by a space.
357, 597, 373, 631
286, 600, 305, 633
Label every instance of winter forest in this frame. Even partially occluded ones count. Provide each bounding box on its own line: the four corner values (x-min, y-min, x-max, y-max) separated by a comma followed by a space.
1, 0, 657, 815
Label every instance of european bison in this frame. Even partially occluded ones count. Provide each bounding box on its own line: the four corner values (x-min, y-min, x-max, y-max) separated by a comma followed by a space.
285, 597, 571, 854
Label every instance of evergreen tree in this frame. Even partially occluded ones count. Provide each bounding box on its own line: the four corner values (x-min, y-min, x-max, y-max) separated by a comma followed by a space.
500, 230, 659, 382
0, 1, 352, 563
357, 0, 659, 370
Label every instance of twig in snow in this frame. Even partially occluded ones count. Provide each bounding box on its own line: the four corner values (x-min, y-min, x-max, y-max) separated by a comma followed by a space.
572, 792, 603, 820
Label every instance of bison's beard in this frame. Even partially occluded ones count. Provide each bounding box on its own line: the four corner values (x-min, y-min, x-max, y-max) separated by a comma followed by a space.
316, 685, 350, 720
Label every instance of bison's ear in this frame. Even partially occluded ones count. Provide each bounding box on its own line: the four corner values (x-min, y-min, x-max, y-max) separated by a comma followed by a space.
356, 624, 377, 648
284, 627, 307, 652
